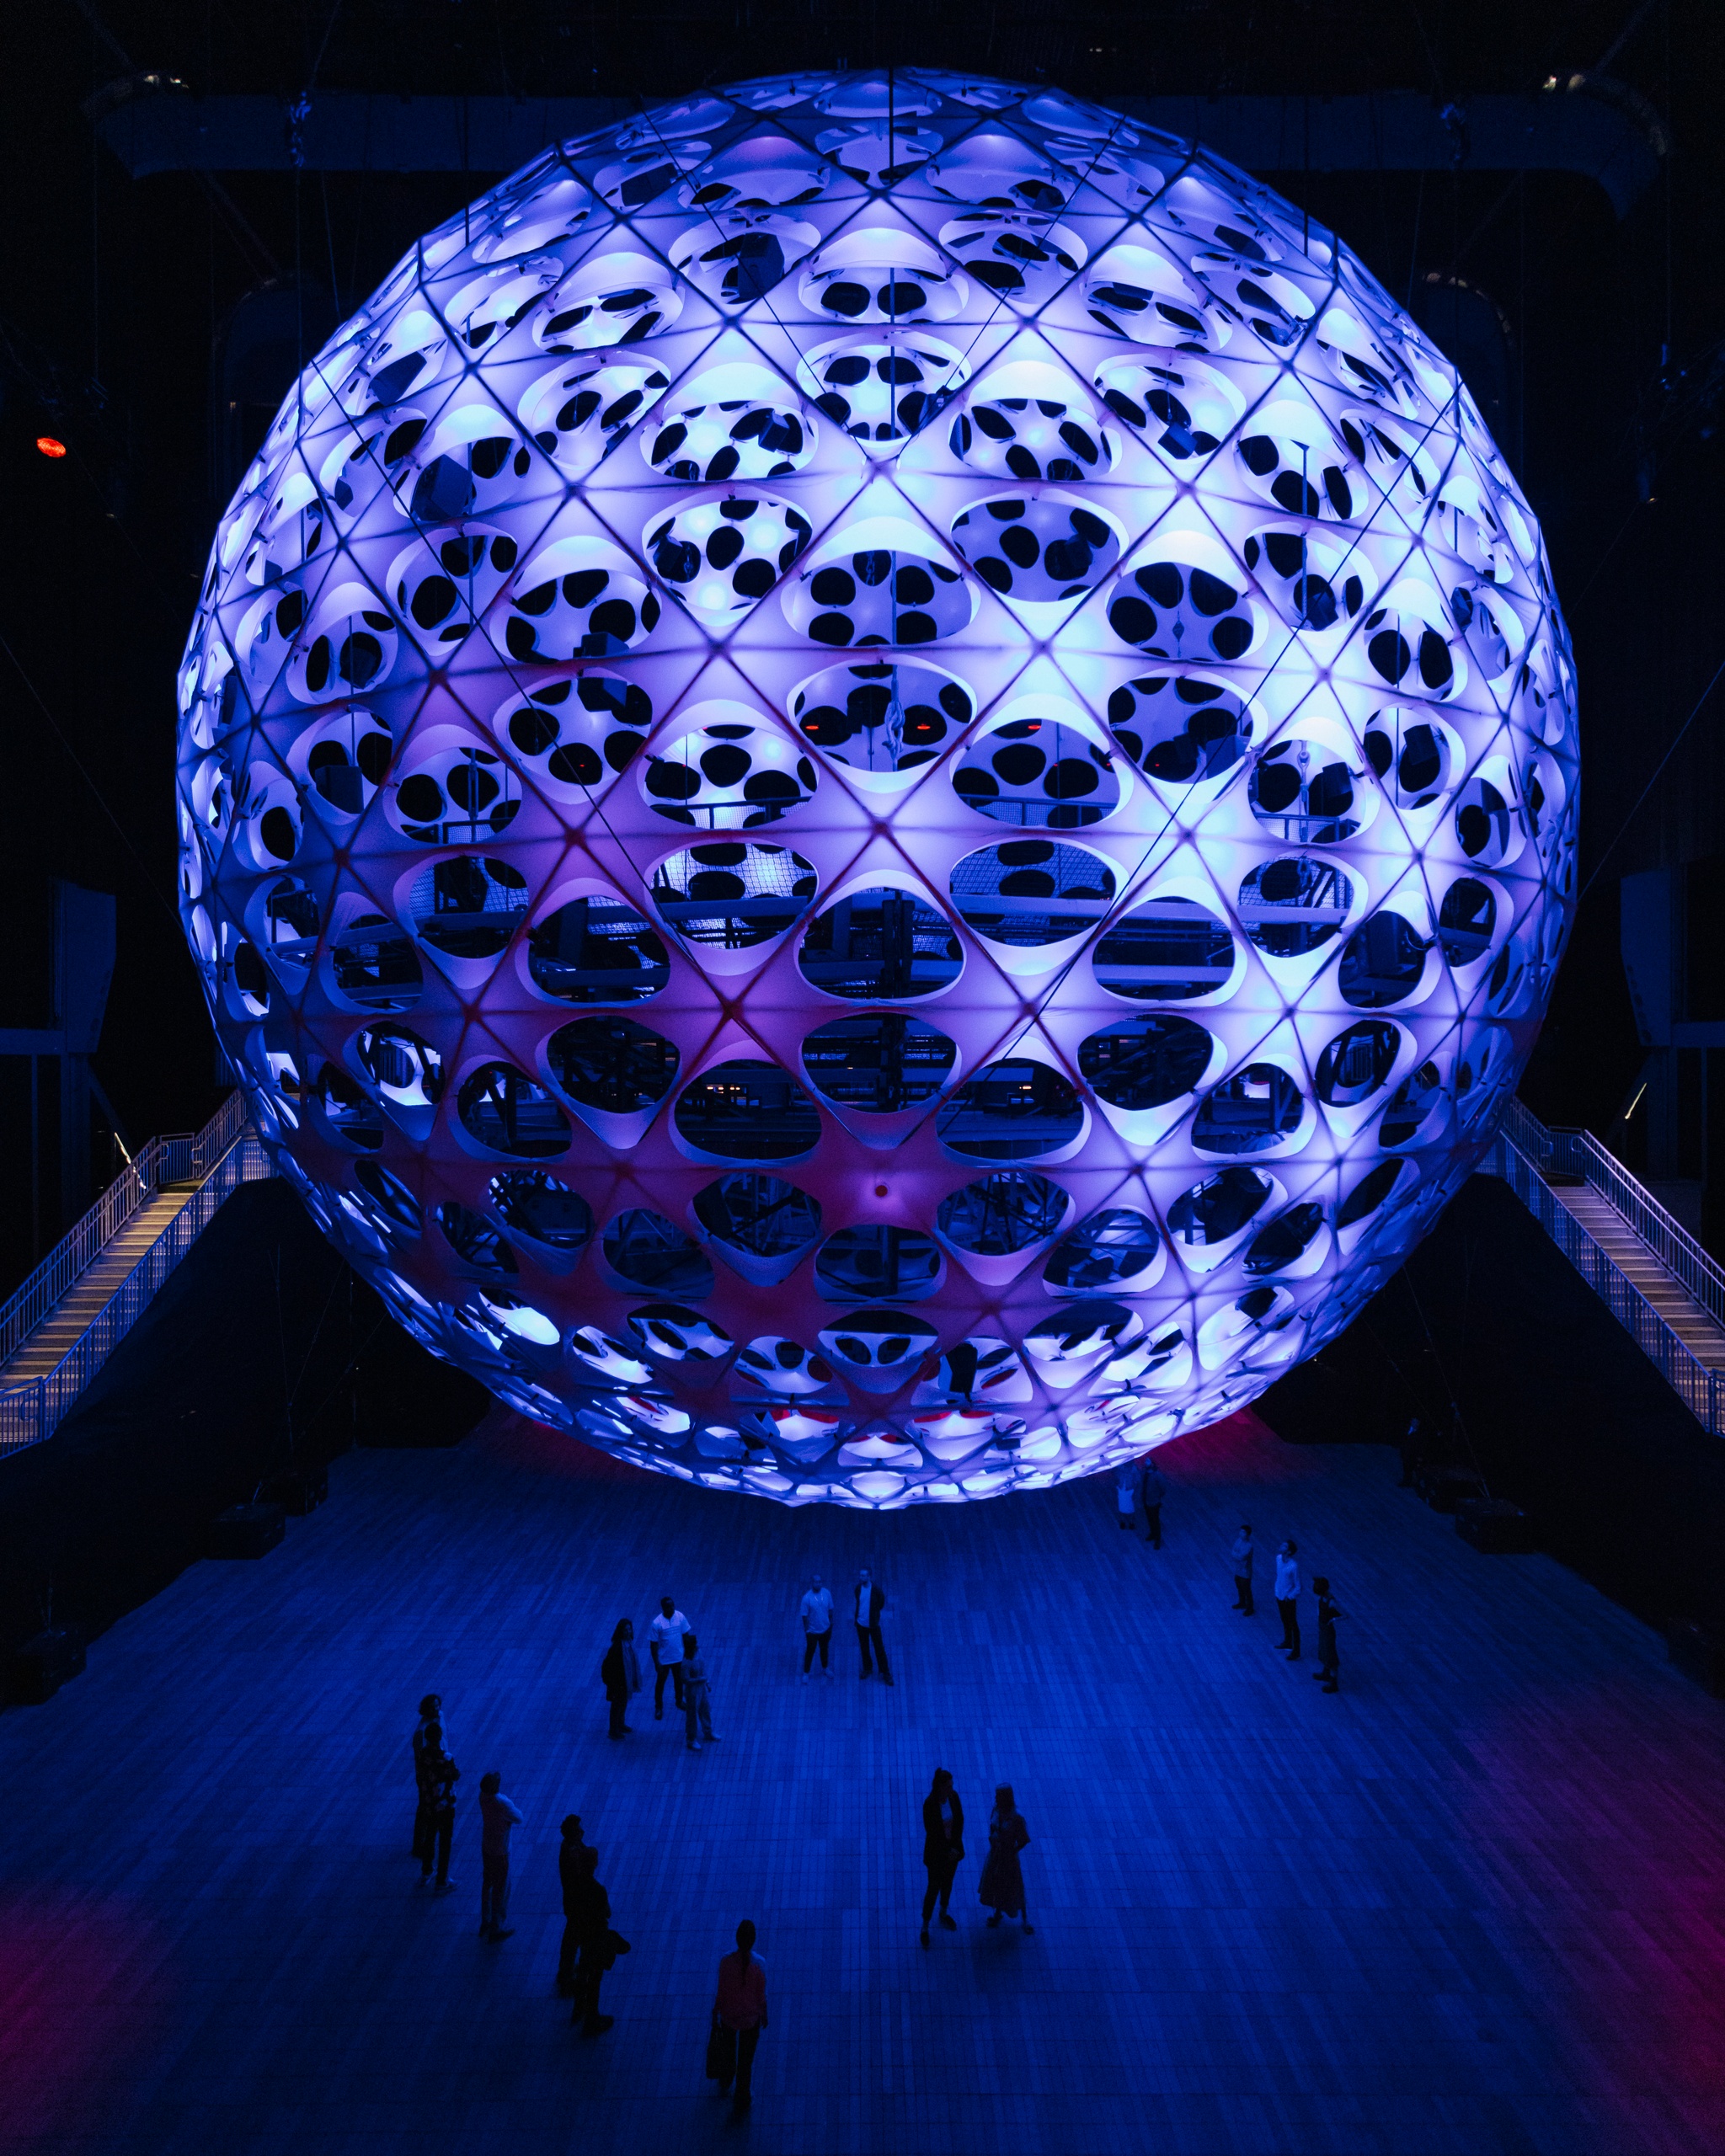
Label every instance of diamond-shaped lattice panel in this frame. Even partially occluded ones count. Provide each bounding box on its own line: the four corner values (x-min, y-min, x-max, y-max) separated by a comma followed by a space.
177, 70, 1577, 1508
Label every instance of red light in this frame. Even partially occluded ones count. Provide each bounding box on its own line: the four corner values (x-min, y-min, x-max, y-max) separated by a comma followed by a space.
35, 436, 67, 459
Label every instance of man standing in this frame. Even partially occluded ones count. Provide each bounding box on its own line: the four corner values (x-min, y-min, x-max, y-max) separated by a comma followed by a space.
477, 1771, 523, 1940
1230, 1524, 1256, 1614
555, 1816, 587, 1996
1140, 1459, 1167, 1549
1113, 1455, 1140, 1530
420, 1726, 459, 1894
1274, 1539, 1301, 1658
649, 1595, 692, 1721
569, 1845, 616, 2035
853, 1567, 892, 1686
919, 1768, 964, 1948
410, 1693, 446, 1867
712, 1919, 769, 2116
1312, 1577, 1344, 1694
799, 1573, 834, 1682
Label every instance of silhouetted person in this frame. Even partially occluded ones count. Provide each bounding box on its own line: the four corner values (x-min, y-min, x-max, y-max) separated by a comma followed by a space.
979, 1785, 1033, 1935
411, 1693, 445, 1867
1274, 1540, 1301, 1659
712, 1919, 768, 2116
682, 1632, 718, 1750
1399, 1413, 1428, 1488
919, 1768, 964, 1948
478, 1771, 522, 1940
1231, 1524, 1256, 1615
601, 1620, 634, 1740
854, 1566, 892, 1684
569, 1845, 615, 2035
799, 1572, 834, 1681
555, 1816, 587, 1995
1312, 1577, 1344, 1694
1114, 1455, 1140, 1529
649, 1596, 691, 1719
419, 1726, 458, 1892
1140, 1460, 1167, 1548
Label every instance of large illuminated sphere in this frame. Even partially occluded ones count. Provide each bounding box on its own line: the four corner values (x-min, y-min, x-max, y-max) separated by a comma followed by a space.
176, 71, 1577, 1507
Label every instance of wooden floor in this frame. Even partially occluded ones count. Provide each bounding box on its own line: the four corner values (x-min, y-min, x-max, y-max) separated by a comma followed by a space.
3, 1411, 1722, 2156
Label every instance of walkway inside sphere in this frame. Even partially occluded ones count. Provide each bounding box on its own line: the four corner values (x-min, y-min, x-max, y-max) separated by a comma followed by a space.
3, 1412, 1719, 2156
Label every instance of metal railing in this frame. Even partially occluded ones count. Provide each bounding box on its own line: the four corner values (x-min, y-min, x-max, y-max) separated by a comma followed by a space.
1498, 1097, 1725, 1330
0, 1089, 253, 1369
0, 1096, 270, 1454
1487, 1120, 1723, 1436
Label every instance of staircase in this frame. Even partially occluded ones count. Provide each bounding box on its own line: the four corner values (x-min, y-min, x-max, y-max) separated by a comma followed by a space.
1486, 1099, 1725, 1433
0, 1092, 274, 1454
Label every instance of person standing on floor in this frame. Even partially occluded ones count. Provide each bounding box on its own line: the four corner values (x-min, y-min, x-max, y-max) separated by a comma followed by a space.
1114, 1455, 1140, 1530
1231, 1524, 1256, 1614
682, 1633, 719, 1751
569, 1845, 616, 2035
1312, 1577, 1344, 1694
601, 1620, 635, 1740
978, 1785, 1034, 1935
919, 1768, 965, 1948
1139, 1459, 1167, 1548
555, 1816, 588, 1996
711, 1919, 768, 2116
799, 1572, 835, 1682
853, 1566, 893, 1685
411, 1694, 446, 1869
478, 1771, 523, 1940
1274, 1540, 1301, 1659
649, 1595, 692, 1721
419, 1726, 459, 1893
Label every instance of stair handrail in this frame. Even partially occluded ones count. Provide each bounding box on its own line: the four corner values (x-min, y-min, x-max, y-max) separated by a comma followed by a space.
1500, 1097, 1725, 1328
0, 1091, 249, 1367
1488, 1127, 1722, 1435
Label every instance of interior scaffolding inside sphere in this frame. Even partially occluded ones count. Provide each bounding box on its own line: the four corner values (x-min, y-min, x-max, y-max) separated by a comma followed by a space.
175, 68, 1578, 1508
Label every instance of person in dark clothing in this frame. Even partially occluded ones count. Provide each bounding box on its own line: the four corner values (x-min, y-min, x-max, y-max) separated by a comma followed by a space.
919, 1768, 964, 1948
978, 1785, 1033, 1935
1312, 1577, 1344, 1693
853, 1567, 892, 1685
411, 1694, 444, 1867
601, 1620, 633, 1740
712, 1919, 768, 2116
1140, 1460, 1167, 1548
569, 1845, 615, 2034
419, 1726, 459, 1892
1231, 1524, 1256, 1614
555, 1816, 588, 1995
1398, 1414, 1428, 1487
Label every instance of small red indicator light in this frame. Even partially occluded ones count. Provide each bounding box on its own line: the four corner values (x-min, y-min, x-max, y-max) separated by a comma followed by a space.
35, 436, 67, 459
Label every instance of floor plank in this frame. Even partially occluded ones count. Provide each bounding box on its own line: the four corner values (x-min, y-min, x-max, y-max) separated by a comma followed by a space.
3, 1409, 1722, 2156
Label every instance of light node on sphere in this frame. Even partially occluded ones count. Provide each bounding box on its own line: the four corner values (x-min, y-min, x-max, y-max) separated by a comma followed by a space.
177, 69, 1578, 1508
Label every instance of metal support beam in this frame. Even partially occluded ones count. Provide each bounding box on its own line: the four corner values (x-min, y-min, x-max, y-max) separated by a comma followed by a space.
92, 83, 1662, 216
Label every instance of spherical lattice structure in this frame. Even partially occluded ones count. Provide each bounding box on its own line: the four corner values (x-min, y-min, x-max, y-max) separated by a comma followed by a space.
177, 70, 1578, 1508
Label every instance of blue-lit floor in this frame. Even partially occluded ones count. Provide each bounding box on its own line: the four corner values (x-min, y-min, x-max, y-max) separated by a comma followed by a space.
3, 1409, 1721, 2156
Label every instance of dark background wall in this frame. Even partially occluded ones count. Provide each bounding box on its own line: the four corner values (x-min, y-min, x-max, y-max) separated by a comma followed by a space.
0, 1180, 487, 1661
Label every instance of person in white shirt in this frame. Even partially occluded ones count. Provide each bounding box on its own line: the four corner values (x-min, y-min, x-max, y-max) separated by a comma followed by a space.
477, 1772, 523, 1940
1231, 1525, 1256, 1615
1274, 1540, 1302, 1659
649, 1596, 692, 1720
1114, 1457, 1140, 1529
853, 1568, 892, 1685
799, 1574, 835, 1683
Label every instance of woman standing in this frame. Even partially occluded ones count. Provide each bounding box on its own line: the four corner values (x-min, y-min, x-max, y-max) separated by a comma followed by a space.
977, 1785, 1033, 1935
919, 1768, 964, 1948
601, 1620, 635, 1739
